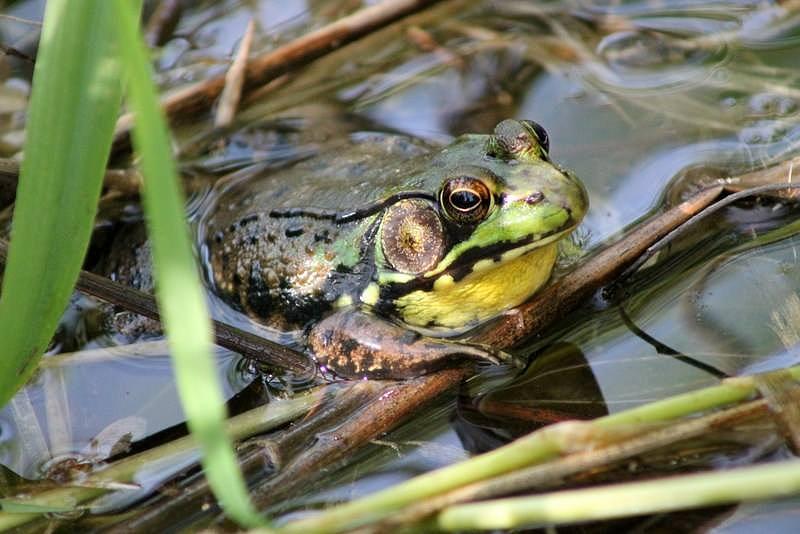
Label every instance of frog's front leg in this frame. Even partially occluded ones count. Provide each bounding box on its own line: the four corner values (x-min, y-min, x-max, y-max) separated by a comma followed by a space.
307, 309, 511, 379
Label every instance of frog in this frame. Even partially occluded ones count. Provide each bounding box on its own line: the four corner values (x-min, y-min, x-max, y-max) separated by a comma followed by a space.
198, 118, 588, 379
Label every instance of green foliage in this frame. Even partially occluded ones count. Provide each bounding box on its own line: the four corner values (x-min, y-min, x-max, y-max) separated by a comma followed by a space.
109, 1, 264, 527
0, 0, 263, 527
0, 1, 123, 404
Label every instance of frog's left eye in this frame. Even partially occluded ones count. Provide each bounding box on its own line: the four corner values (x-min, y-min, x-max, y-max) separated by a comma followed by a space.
439, 176, 493, 224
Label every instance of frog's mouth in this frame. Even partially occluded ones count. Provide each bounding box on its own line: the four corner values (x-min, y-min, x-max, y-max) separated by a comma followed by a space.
433, 224, 576, 283
377, 221, 576, 300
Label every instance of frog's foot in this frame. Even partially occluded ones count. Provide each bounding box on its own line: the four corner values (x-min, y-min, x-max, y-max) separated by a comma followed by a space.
307, 310, 514, 380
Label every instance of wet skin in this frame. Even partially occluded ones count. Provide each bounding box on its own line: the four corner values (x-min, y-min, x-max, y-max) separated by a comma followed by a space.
199, 119, 588, 379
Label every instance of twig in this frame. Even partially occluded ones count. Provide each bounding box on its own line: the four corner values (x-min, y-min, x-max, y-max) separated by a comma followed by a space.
214, 19, 255, 129
616, 183, 800, 284
0, 44, 34, 63
0, 157, 143, 197
250, 368, 470, 509
111, 0, 446, 155
726, 156, 800, 197
144, 0, 184, 48
75, 268, 314, 376
436, 459, 800, 531
0, 241, 313, 376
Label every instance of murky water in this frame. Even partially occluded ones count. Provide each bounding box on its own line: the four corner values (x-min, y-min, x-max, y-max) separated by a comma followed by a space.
1, 0, 800, 530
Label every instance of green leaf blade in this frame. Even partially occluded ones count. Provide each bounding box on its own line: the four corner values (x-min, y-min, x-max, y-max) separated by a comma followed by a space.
109, 1, 265, 527
0, 0, 123, 403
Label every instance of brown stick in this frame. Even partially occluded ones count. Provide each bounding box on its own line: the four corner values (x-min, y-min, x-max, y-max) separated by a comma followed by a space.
144, 0, 184, 47
214, 19, 255, 129
251, 367, 470, 508
0, 242, 313, 376
75, 268, 314, 375
473, 186, 725, 348
0, 157, 143, 197
112, 0, 445, 155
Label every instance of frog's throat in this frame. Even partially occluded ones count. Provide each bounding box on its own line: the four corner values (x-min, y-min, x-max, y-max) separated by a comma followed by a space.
393, 241, 558, 328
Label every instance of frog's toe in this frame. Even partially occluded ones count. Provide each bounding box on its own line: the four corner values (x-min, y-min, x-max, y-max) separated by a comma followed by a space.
458, 345, 523, 369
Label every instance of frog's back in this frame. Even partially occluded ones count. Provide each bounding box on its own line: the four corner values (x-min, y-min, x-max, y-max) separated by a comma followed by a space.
199, 133, 431, 329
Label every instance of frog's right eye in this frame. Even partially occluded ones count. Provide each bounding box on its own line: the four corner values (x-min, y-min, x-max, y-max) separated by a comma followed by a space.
439, 176, 493, 224
521, 120, 550, 154
489, 118, 549, 161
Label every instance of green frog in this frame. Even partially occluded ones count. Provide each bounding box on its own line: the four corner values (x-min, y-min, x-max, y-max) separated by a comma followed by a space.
198, 119, 588, 379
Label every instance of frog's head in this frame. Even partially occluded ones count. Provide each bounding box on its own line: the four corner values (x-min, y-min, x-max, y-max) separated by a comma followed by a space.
368, 119, 588, 330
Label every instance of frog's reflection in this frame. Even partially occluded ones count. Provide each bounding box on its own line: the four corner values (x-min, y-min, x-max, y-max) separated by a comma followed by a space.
453, 342, 607, 455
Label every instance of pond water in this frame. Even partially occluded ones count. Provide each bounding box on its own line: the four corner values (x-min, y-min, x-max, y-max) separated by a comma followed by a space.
1, 0, 800, 531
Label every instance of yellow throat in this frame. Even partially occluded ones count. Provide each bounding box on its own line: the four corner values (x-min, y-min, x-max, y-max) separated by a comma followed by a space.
395, 242, 558, 328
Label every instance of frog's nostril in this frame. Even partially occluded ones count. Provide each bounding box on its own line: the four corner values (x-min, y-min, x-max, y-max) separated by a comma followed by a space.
524, 192, 544, 205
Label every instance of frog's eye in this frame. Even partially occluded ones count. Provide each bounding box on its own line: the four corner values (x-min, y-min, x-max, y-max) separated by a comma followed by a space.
489, 119, 549, 161
521, 120, 550, 154
439, 176, 493, 224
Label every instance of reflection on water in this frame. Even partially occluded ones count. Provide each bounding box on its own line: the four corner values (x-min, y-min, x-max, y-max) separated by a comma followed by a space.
0, 343, 252, 480
454, 343, 608, 454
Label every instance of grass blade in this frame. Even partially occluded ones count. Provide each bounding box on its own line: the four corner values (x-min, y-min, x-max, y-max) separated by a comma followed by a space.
109, 1, 264, 527
437, 459, 800, 530
0, 1, 123, 405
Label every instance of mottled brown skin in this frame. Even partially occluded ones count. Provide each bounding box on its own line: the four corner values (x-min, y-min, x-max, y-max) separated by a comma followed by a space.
201, 134, 430, 330
98, 224, 162, 339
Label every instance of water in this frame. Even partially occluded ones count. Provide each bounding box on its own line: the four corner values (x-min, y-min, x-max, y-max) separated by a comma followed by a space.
1, 0, 800, 530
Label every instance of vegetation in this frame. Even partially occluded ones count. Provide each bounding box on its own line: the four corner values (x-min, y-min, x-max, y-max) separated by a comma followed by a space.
0, 0, 259, 527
